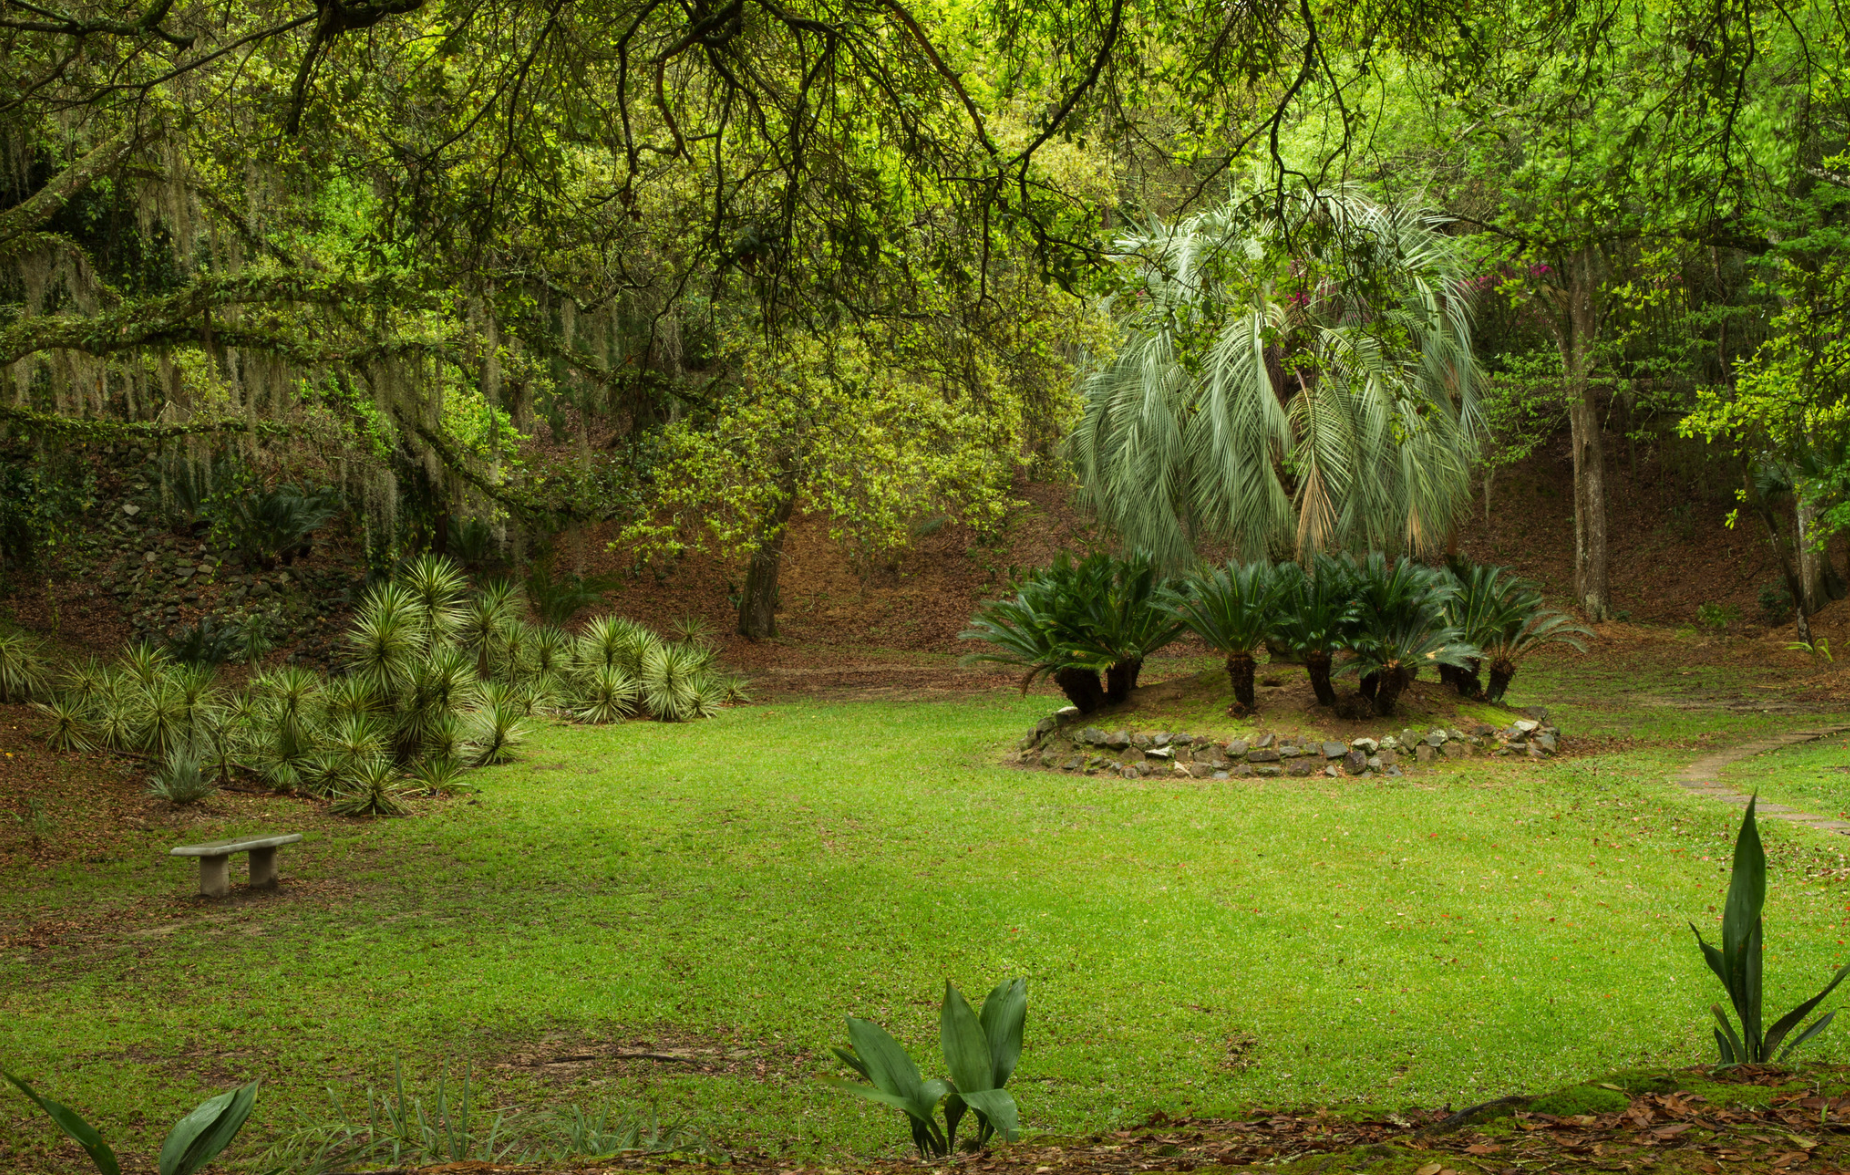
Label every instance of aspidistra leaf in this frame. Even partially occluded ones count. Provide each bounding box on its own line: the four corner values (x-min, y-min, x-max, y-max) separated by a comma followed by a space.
940, 982, 996, 1094
158, 1081, 258, 1175
978, 978, 1027, 1089
959, 1087, 1021, 1141
4, 1071, 122, 1175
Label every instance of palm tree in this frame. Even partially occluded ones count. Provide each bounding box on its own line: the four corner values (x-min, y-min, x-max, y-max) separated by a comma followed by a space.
1273, 554, 1359, 707
1160, 560, 1285, 713
1068, 186, 1482, 567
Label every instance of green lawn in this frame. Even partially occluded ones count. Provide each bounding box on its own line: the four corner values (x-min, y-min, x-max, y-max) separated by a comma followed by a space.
1718, 733, 1850, 821
6, 681, 1850, 1171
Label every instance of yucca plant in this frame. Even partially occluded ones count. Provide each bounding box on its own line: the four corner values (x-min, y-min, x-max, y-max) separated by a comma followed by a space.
719, 673, 752, 704
322, 674, 375, 721
640, 642, 707, 721
685, 673, 727, 719
465, 698, 529, 766
458, 578, 524, 676
136, 674, 196, 758
576, 664, 640, 724
330, 758, 411, 817
120, 641, 168, 691
1694, 796, 1850, 1064
30, 695, 93, 752
830, 979, 1025, 1157
90, 675, 139, 752
5, 1070, 259, 1175
421, 709, 465, 761
346, 582, 427, 698
60, 657, 111, 710
1161, 560, 1285, 713
237, 615, 274, 667
148, 745, 216, 805
1272, 554, 1359, 707
315, 712, 390, 794
0, 627, 49, 703
400, 553, 470, 642
406, 755, 467, 796
669, 614, 714, 646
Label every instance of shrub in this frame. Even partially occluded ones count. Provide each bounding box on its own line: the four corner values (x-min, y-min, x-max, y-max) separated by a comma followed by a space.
330, 758, 411, 817
30, 695, 93, 752
960, 553, 1182, 713
526, 566, 613, 625
830, 979, 1025, 1157
0, 626, 48, 703
148, 746, 217, 805
577, 665, 641, 724
465, 698, 529, 765
1696, 602, 1738, 630
1270, 555, 1358, 707
225, 483, 341, 570
1344, 553, 1473, 717
1691, 796, 1850, 1063
163, 618, 241, 666
1161, 560, 1284, 713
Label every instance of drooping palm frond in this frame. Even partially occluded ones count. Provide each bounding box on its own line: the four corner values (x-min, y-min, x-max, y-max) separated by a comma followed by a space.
1070, 187, 1482, 567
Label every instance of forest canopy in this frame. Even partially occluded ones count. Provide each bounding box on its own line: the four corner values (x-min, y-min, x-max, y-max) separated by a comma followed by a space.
4, 0, 1850, 633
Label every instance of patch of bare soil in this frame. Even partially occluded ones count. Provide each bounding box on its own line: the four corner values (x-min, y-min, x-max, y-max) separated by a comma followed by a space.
489, 1029, 812, 1089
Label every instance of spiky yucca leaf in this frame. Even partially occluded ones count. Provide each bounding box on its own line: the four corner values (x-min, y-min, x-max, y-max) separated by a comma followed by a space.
669, 614, 714, 645
686, 673, 727, 719
345, 582, 427, 696
465, 700, 529, 765
641, 642, 706, 721
401, 553, 470, 639
148, 745, 216, 805
60, 657, 111, 711
31, 697, 93, 752
0, 627, 48, 703
406, 755, 467, 795
120, 641, 169, 690
329, 758, 411, 817
576, 664, 641, 723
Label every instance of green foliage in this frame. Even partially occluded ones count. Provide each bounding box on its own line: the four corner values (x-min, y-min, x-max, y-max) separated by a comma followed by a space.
30, 695, 93, 752
330, 757, 412, 817
1788, 638, 1834, 662
1070, 186, 1482, 567
1696, 602, 1738, 631
0, 626, 49, 703
1443, 561, 1589, 703
1691, 797, 1850, 1064
830, 979, 1026, 1157
1759, 583, 1795, 626
526, 566, 612, 626
1271, 556, 1360, 706
959, 553, 1183, 713
3, 1070, 257, 1175
147, 746, 216, 805
223, 484, 341, 570
162, 617, 243, 666
1343, 554, 1476, 717
1161, 560, 1286, 713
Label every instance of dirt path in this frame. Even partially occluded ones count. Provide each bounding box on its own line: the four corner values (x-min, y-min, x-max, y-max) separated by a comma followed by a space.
1675, 724, 1850, 833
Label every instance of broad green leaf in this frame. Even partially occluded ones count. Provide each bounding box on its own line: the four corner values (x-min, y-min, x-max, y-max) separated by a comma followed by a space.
1712, 1006, 1745, 1065
831, 1046, 870, 1081
158, 1081, 258, 1175
943, 1091, 969, 1151
1779, 1011, 1837, 1061
844, 1018, 926, 1103
940, 982, 996, 1094
1721, 798, 1767, 1050
1767, 964, 1850, 1059
978, 978, 1027, 1089
824, 1079, 930, 1121
1690, 927, 1729, 991
4, 1071, 122, 1175
959, 1087, 1021, 1141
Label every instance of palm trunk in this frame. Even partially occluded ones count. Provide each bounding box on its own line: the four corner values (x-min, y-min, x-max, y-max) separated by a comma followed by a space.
1486, 659, 1517, 704
1306, 651, 1336, 706
1226, 652, 1257, 712
1053, 667, 1106, 713
1373, 666, 1409, 716
1105, 658, 1141, 702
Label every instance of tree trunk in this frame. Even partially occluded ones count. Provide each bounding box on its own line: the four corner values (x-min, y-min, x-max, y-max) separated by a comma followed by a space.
1105, 658, 1141, 702
1358, 671, 1379, 701
1486, 660, 1516, 704
1559, 247, 1611, 621
1053, 667, 1106, 714
737, 476, 799, 641
1798, 496, 1826, 615
1374, 667, 1409, 716
1748, 479, 1815, 646
1226, 652, 1257, 712
1306, 651, 1336, 707
1456, 657, 1483, 698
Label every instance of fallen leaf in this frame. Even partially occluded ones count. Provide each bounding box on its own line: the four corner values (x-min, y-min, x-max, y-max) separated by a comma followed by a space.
1653, 1123, 1693, 1138
1416, 1164, 1443, 1175
1464, 1143, 1502, 1155
1773, 1153, 1809, 1168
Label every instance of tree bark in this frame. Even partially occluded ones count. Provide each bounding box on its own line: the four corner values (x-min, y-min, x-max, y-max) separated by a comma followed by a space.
1486, 660, 1516, 704
737, 475, 799, 640
1054, 667, 1106, 713
1305, 651, 1336, 706
1374, 667, 1409, 716
1747, 479, 1814, 646
1105, 658, 1140, 702
1558, 247, 1611, 621
1798, 496, 1826, 614
1226, 652, 1257, 712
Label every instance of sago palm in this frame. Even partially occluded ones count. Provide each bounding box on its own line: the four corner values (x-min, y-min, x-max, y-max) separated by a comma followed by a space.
1069, 186, 1481, 566
1271, 554, 1359, 707
1160, 560, 1285, 713
1346, 553, 1473, 716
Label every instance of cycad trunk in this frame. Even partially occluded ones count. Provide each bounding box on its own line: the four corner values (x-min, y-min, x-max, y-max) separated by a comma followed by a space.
1358, 671, 1379, 701
1106, 658, 1141, 702
1374, 666, 1410, 716
1054, 667, 1106, 713
1486, 659, 1517, 704
1443, 658, 1483, 697
1226, 652, 1257, 712
1305, 651, 1336, 707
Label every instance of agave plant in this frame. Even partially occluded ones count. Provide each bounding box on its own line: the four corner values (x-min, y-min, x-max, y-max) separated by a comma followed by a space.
148, 745, 216, 805
830, 979, 1025, 1158
1694, 796, 1850, 1063
1271, 554, 1359, 707
0, 627, 48, 703
1161, 560, 1286, 713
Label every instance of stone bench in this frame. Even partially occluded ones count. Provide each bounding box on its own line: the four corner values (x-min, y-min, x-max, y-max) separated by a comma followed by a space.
170, 833, 303, 896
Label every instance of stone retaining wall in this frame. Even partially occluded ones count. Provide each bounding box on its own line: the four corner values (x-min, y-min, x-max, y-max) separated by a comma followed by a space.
1013, 714, 1561, 779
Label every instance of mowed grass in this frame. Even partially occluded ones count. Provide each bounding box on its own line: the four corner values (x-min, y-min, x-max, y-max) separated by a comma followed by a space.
6, 684, 1850, 1169
1719, 733, 1850, 821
